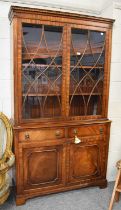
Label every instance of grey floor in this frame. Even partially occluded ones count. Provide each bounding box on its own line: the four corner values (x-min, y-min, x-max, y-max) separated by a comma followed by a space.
0, 182, 121, 210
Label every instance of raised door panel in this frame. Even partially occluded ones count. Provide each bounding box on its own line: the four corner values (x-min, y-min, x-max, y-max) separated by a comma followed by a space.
68, 136, 105, 184
21, 141, 66, 191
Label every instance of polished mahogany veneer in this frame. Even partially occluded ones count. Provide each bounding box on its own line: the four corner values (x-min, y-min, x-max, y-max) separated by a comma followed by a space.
9, 6, 114, 205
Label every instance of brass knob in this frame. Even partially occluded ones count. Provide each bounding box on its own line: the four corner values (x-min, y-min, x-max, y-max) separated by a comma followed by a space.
55, 130, 61, 137
25, 133, 30, 140
74, 135, 81, 144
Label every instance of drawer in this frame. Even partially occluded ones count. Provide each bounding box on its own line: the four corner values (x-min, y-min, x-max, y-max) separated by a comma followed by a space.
19, 128, 65, 141
68, 124, 106, 138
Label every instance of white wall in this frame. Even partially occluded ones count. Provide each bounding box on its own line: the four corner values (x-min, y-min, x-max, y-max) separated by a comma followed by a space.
0, 2, 11, 118
0, 0, 121, 182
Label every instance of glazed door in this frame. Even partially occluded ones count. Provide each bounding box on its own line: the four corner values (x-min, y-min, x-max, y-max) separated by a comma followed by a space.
68, 27, 106, 118
20, 21, 66, 121
17, 21, 108, 122
67, 136, 105, 184
19, 140, 66, 192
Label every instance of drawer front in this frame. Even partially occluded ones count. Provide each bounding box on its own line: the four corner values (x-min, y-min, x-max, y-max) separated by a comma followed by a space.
68, 124, 106, 138
19, 128, 65, 141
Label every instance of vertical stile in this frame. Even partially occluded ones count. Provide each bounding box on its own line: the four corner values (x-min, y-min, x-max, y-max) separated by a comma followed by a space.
65, 25, 71, 117
61, 25, 67, 117
102, 28, 112, 118
17, 19, 22, 123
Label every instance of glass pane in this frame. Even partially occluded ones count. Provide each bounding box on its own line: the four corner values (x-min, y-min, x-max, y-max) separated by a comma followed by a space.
22, 23, 63, 119
69, 28, 105, 116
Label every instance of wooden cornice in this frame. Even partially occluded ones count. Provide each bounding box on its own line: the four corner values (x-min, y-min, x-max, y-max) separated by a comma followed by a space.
9, 6, 115, 26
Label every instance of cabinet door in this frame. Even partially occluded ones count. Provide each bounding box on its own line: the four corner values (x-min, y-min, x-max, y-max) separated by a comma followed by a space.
68, 27, 106, 118
68, 136, 105, 184
19, 140, 66, 192
20, 22, 67, 121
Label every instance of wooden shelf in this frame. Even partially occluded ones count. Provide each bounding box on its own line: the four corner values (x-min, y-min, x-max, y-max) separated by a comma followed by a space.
71, 66, 103, 69
70, 93, 102, 96
22, 93, 102, 96
22, 64, 62, 68
23, 93, 61, 96
22, 64, 103, 69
